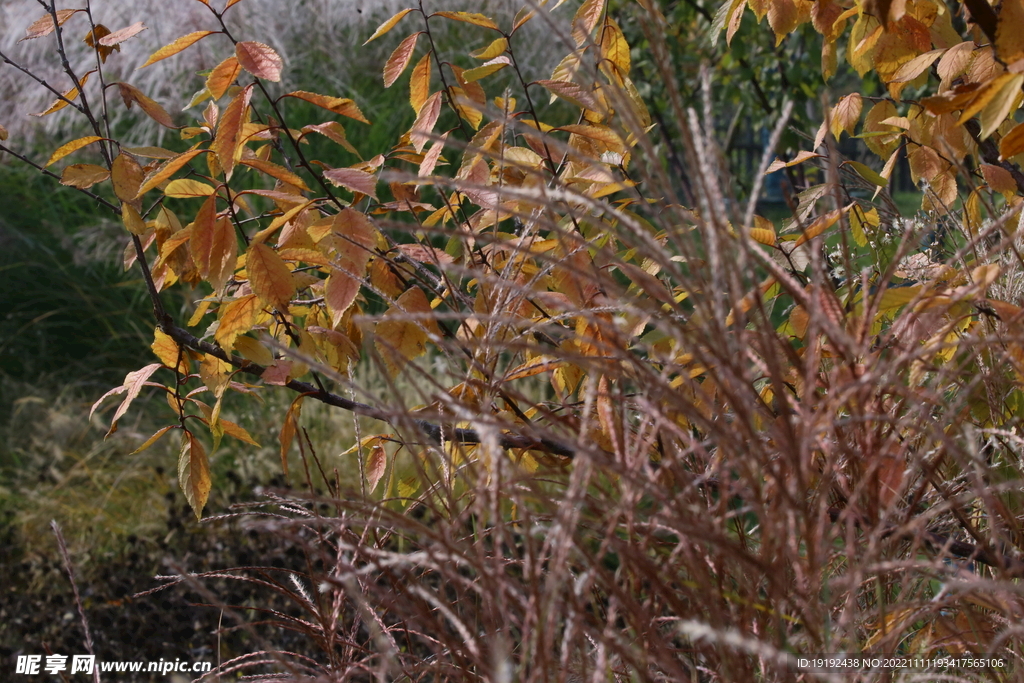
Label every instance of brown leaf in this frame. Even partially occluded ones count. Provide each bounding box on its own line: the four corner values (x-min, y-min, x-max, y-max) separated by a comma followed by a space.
111, 152, 145, 202
1000, 122, 1024, 159
365, 444, 387, 493
20, 9, 78, 42
235, 41, 283, 82
116, 82, 176, 128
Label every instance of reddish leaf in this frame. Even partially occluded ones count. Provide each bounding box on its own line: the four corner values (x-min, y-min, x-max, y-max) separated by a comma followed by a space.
323, 167, 378, 199
236, 41, 283, 82
384, 32, 420, 87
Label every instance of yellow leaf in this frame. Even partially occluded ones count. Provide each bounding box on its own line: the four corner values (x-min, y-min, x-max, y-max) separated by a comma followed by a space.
374, 288, 436, 377
282, 91, 370, 124
878, 285, 922, 311
32, 71, 92, 116
235, 41, 283, 82
129, 426, 174, 455
471, 36, 508, 60
599, 17, 630, 75
767, 0, 800, 46
60, 163, 110, 189
136, 148, 204, 197
749, 227, 777, 246
164, 178, 215, 198
765, 150, 823, 174
152, 328, 188, 372
461, 57, 511, 83
139, 31, 217, 68
206, 55, 241, 100
234, 336, 274, 366
121, 202, 147, 235
46, 135, 104, 167
862, 100, 901, 158
794, 206, 849, 247
215, 293, 260, 351
978, 74, 1023, 140
247, 242, 296, 311
219, 418, 259, 446
178, 431, 211, 519
845, 160, 887, 186
409, 52, 431, 113
111, 152, 145, 202
84, 24, 121, 63
383, 32, 420, 87
364, 8, 417, 44
433, 11, 499, 30
957, 73, 1016, 126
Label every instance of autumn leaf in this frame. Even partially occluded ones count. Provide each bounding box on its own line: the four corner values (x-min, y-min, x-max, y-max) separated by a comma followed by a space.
164, 178, 216, 198
599, 17, 630, 75
572, 0, 605, 45
215, 294, 260, 351
462, 57, 511, 83
136, 148, 204, 197
60, 163, 110, 189
98, 22, 147, 47
409, 52, 432, 113
432, 11, 499, 30
384, 32, 420, 87
1000, 122, 1024, 160
139, 31, 218, 68
374, 288, 437, 377
323, 167, 378, 198
765, 151, 823, 174
46, 135, 104, 167
278, 396, 304, 476
410, 91, 443, 153
365, 443, 387, 493
471, 37, 508, 60
32, 71, 92, 117
178, 431, 212, 519
236, 41, 283, 82
20, 9, 79, 42
83, 25, 120, 63
247, 241, 296, 311
89, 363, 163, 437
365, 8, 417, 44
240, 158, 310, 191
281, 91, 370, 123
212, 83, 253, 179
111, 152, 145, 202
207, 55, 241, 100
116, 82, 176, 128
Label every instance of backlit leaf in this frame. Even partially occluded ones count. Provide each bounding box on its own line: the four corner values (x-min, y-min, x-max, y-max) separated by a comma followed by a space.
278, 395, 304, 476
471, 36, 508, 59
164, 178, 216, 198
46, 135, 104, 166
831, 93, 862, 138
302, 121, 360, 156
247, 241, 296, 310
461, 57, 511, 83
1000, 122, 1024, 160
599, 17, 630, 75
130, 426, 174, 455
537, 79, 600, 112
366, 444, 387, 493
890, 48, 944, 82
32, 72, 91, 116
207, 55, 241, 100
765, 151, 823, 174
139, 31, 217, 68
978, 74, 1023, 140
845, 160, 887, 186
98, 363, 163, 437
794, 206, 849, 247
240, 158, 310, 191
996, 0, 1024, 65
572, 0, 605, 45
215, 293, 260, 351
236, 41, 283, 82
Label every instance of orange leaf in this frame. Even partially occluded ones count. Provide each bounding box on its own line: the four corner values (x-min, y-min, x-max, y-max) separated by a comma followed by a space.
996, 0, 1024, 65
136, 148, 204, 197
365, 8, 417, 44
765, 150, 823, 174
240, 158, 310, 191
301, 122, 360, 156
247, 242, 296, 310
1000, 122, 1024, 159
281, 91, 370, 124
384, 32, 420, 87
374, 288, 435, 377
178, 431, 211, 519
164, 178, 215, 198
365, 444, 387, 493
32, 71, 92, 117
212, 83, 253, 179
206, 55, 241, 100
121, 203, 147, 235
794, 206, 849, 247
139, 31, 218, 68
235, 41, 283, 82
278, 395, 305, 476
